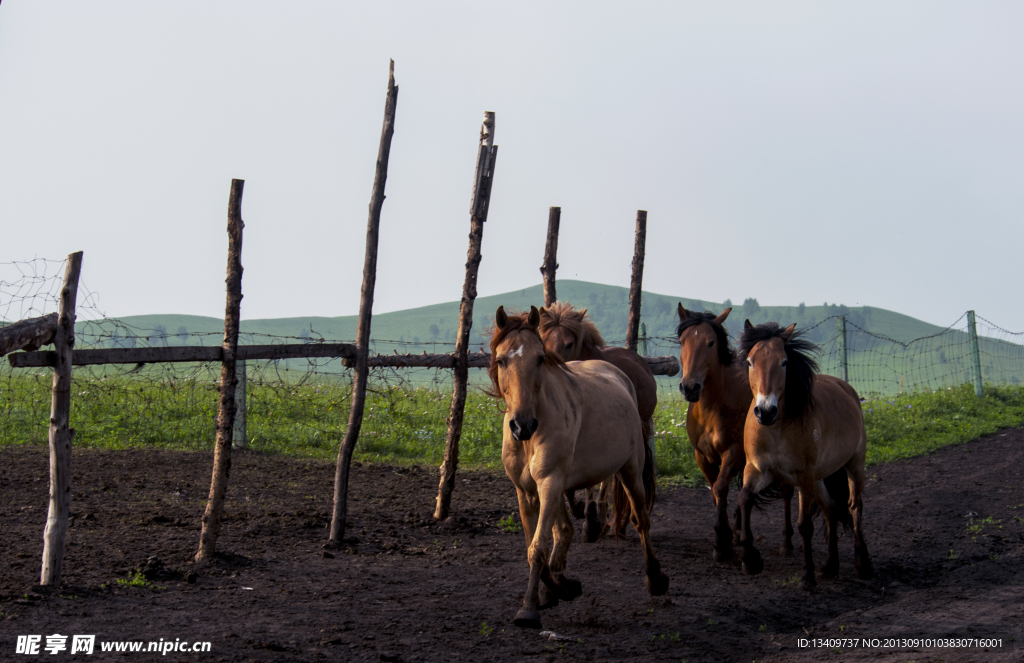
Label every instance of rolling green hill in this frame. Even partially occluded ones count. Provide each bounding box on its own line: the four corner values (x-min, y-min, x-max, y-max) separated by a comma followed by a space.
87, 280, 954, 354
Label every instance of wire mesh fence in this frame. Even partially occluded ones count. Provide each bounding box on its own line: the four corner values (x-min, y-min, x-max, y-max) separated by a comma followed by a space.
2, 257, 1023, 464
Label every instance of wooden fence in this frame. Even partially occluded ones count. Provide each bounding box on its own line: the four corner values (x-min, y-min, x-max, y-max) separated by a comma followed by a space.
3, 61, 680, 583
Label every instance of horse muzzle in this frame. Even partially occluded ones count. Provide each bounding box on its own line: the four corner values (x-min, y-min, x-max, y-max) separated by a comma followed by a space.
679, 381, 702, 403
509, 417, 539, 441
753, 404, 778, 426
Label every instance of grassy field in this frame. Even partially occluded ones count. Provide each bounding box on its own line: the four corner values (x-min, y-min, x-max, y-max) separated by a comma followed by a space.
2, 370, 1022, 486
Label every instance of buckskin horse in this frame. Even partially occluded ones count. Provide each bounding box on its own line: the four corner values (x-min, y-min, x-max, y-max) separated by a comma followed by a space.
737, 321, 873, 588
489, 306, 668, 628
676, 305, 794, 561
538, 302, 657, 541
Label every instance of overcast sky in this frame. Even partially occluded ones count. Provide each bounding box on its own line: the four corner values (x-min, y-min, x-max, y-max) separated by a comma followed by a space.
1, 2, 1021, 330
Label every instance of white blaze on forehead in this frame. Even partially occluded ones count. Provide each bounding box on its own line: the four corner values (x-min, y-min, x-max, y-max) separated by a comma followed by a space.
756, 393, 778, 410
509, 344, 524, 358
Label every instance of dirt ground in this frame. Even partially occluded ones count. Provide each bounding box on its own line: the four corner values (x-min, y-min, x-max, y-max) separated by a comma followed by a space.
2, 429, 1023, 662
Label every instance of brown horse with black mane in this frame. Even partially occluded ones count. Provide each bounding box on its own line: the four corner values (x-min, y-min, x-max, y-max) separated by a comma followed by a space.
490, 306, 668, 629
539, 302, 657, 541
676, 305, 794, 561
737, 321, 873, 589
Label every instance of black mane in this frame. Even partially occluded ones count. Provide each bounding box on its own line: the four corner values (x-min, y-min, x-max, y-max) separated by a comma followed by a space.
738, 322, 818, 420
676, 310, 735, 366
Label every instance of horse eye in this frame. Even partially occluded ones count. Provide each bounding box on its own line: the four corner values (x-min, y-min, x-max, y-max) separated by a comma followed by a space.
781, 360, 788, 368
497, 359, 506, 368
707, 340, 715, 347
746, 359, 753, 368
537, 355, 545, 366
565, 341, 574, 350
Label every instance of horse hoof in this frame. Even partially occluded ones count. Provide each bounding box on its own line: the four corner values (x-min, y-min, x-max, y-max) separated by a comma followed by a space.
645, 572, 670, 596
856, 559, 874, 580
585, 520, 603, 543
822, 558, 840, 579
514, 609, 542, 629
570, 502, 586, 520
557, 577, 583, 601
538, 585, 559, 610
713, 544, 734, 563
779, 543, 795, 557
742, 550, 764, 576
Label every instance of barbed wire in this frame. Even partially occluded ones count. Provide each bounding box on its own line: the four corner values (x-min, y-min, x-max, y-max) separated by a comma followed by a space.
1, 259, 1022, 458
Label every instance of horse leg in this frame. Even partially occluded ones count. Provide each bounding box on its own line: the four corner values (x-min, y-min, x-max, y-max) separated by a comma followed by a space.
542, 493, 582, 604
711, 449, 743, 563
822, 492, 840, 579
847, 461, 873, 579
617, 461, 669, 595
739, 466, 771, 575
514, 477, 563, 629
780, 484, 795, 556
566, 489, 585, 520
694, 451, 726, 558
796, 482, 817, 589
584, 483, 604, 543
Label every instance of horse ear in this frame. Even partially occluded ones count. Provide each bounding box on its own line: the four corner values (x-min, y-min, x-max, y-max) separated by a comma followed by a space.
744, 319, 754, 331
677, 303, 689, 320
580, 308, 587, 317
714, 307, 732, 325
495, 306, 508, 330
528, 306, 541, 329
780, 323, 797, 341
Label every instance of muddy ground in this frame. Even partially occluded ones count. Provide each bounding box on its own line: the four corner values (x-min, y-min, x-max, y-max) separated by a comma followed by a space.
2, 429, 1023, 662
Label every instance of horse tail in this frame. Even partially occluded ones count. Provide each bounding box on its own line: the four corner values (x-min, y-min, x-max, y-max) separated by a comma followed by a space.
823, 467, 853, 538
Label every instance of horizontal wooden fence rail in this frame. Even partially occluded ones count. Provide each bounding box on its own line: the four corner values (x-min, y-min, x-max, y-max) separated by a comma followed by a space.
0, 313, 58, 357
8, 343, 357, 368
9, 343, 680, 375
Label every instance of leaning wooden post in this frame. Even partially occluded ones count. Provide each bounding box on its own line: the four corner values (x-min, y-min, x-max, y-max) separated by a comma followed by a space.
195, 178, 245, 562
540, 206, 560, 307
967, 310, 983, 397
39, 251, 82, 586
328, 61, 399, 544
434, 112, 499, 521
232, 360, 247, 449
625, 210, 647, 352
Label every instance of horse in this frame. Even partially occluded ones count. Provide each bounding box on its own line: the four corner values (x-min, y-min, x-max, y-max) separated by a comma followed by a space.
737, 321, 873, 589
489, 305, 668, 629
676, 305, 794, 561
539, 302, 657, 542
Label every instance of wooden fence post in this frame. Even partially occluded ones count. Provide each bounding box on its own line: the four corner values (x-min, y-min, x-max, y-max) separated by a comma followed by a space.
625, 210, 647, 352
434, 111, 499, 521
540, 206, 560, 307
195, 178, 245, 562
967, 310, 983, 397
232, 360, 247, 449
40, 251, 82, 586
328, 61, 399, 544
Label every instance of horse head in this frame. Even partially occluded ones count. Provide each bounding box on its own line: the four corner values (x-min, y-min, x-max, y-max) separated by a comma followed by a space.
739, 321, 818, 426
538, 302, 604, 362
491, 305, 549, 442
676, 304, 733, 402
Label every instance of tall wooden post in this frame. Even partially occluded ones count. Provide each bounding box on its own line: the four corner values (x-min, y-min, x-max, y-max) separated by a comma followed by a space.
540, 206, 560, 307
625, 210, 647, 352
196, 179, 245, 562
837, 316, 849, 383
329, 61, 399, 543
967, 310, 983, 397
232, 360, 247, 449
39, 251, 82, 586
434, 112, 499, 521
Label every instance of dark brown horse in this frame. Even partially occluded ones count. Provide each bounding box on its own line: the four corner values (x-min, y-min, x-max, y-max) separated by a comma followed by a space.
677, 305, 793, 561
539, 302, 657, 541
738, 321, 873, 588
489, 306, 668, 628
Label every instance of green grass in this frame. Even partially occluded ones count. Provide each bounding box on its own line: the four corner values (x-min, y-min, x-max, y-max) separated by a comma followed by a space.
1, 371, 1022, 479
